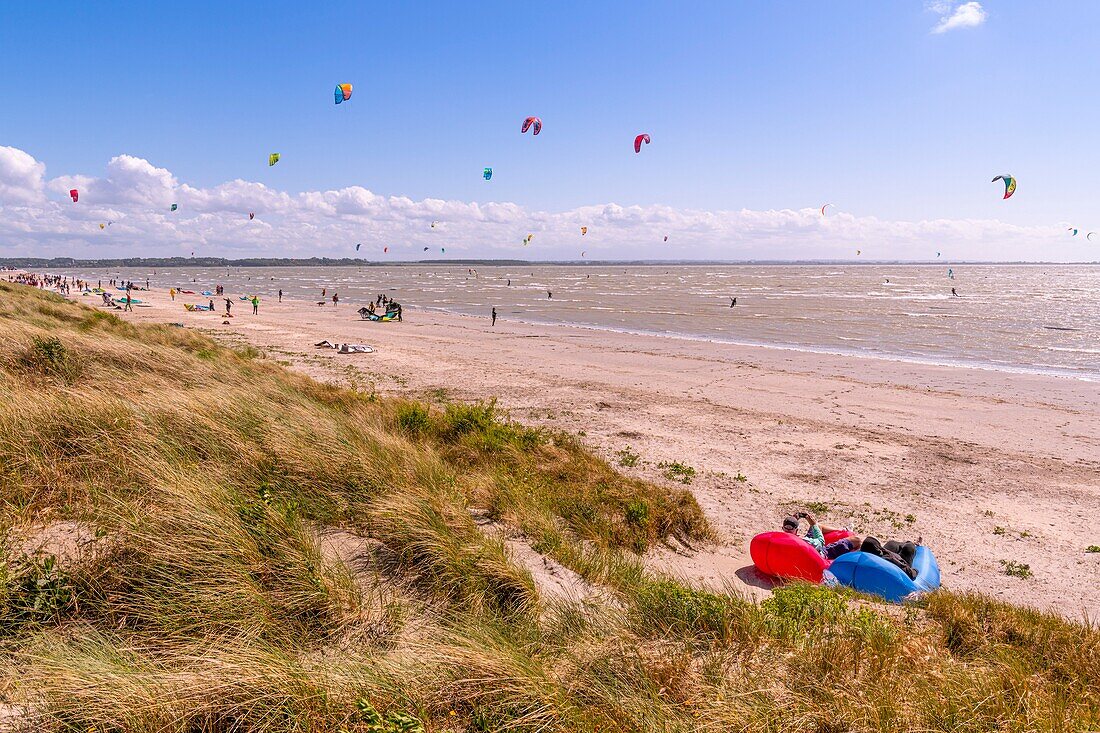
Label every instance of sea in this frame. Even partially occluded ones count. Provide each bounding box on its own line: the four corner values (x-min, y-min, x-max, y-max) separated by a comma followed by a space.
68, 263, 1100, 381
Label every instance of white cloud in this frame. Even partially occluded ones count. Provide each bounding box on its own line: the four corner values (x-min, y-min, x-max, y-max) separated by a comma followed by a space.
0, 146, 1080, 261
930, 1, 987, 34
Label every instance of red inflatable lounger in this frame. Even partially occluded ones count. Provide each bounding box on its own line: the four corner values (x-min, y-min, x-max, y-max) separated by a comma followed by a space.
749, 530, 852, 583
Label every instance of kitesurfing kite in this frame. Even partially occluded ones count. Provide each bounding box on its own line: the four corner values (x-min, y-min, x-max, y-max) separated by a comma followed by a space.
581, 251, 586, 257
523, 234, 534, 245
936, 252, 941, 257
483, 167, 493, 180
663, 235, 669, 242
856, 249, 862, 256
249, 212, 255, 220
268, 153, 280, 166
383, 246, 389, 253
992, 174, 1016, 199
634, 133, 651, 153
580, 226, 588, 235
423, 246, 430, 251
521, 116, 542, 135
69, 189, 78, 203
170, 204, 178, 212
431, 221, 439, 229
821, 203, 833, 216
334, 83, 353, 104
1069, 228, 1079, 236
1088, 232, 1096, 241
355, 243, 362, 251
99, 223, 105, 230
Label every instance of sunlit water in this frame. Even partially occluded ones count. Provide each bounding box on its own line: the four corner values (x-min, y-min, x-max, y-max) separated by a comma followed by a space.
66, 264, 1100, 380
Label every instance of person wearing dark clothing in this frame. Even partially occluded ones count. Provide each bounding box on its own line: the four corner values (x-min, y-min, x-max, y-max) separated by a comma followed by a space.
278, 289, 283, 302
491, 307, 497, 327
224, 298, 232, 316
861, 536, 917, 579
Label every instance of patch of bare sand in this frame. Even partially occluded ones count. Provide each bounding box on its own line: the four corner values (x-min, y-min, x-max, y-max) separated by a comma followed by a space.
83, 284, 1100, 619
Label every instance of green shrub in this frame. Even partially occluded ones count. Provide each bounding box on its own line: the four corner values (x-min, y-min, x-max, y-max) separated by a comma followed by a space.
396, 402, 431, 436
17, 336, 82, 383
658, 461, 695, 484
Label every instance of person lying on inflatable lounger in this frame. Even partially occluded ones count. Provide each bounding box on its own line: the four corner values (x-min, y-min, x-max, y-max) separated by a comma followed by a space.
782, 512, 862, 560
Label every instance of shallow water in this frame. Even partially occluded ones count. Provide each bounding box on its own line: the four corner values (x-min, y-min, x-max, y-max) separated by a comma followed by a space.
70, 263, 1100, 380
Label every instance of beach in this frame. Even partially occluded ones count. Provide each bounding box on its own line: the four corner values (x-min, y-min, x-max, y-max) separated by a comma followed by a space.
71, 278, 1100, 619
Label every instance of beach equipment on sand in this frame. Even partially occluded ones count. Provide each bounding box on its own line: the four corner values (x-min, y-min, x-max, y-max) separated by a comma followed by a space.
750, 530, 942, 602
750, 529, 853, 583
827, 546, 941, 603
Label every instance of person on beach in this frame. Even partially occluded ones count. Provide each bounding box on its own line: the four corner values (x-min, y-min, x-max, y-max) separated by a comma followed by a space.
124, 284, 133, 312
224, 298, 233, 316
251, 295, 259, 315
278, 289, 283, 303
209, 299, 215, 312
547, 290, 553, 299
332, 293, 339, 307
322, 288, 326, 298
782, 512, 860, 560
170, 288, 176, 301
730, 297, 737, 308
491, 307, 497, 327
861, 536, 918, 579
951, 287, 959, 297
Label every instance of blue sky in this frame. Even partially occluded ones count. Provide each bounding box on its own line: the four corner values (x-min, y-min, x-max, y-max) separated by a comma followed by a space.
1, 1, 1098, 260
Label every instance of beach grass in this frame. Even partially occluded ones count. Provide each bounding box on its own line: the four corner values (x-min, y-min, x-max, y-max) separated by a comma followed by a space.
1, 282, 1097, 732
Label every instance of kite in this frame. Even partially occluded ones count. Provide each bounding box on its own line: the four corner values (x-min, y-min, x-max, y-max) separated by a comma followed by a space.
269, 153, 280, 166
334, 83, 353, 104
580, 226, 587, 235
355, 243, 362, 251
431, 221, 439, 229
523, 234, 534, 245
383, 246, 389, 253
1068, 228, 1078, 236
69, 189, 78, 203
634, 133, 651, 153
521, 116, 542, 135
441, 248, 445, 253
483, 167, 493, 180
1089, 232, 1096, 241
99, 223, 105, 230
423, 246, 430, 251
936, 252, 941, 257
856, 250, 861, 256
170, 203, 178, 212
663, 235, 668, 242
581, 251, 586, 257
991, 174, 1016, 199
821, 203, 832, 216
249, 212, 255, 220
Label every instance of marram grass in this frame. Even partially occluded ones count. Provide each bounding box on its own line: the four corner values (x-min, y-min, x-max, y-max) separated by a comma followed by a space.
0, 282, 1096, 732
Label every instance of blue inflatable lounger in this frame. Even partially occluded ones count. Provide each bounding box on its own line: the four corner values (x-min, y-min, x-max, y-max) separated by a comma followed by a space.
826, 546, 941, 603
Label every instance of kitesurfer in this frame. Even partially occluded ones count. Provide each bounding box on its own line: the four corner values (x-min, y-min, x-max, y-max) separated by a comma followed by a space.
730, 297, 737, 308
951, 287, 959, 297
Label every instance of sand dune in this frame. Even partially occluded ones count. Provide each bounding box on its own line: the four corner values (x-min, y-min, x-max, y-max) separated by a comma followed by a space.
92, 286, 1100, 618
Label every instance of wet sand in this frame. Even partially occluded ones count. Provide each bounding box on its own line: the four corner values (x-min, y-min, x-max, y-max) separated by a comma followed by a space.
86, 286, 1100, 618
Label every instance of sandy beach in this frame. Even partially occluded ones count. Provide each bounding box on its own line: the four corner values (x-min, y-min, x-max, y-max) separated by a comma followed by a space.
80, 285, 1100, 618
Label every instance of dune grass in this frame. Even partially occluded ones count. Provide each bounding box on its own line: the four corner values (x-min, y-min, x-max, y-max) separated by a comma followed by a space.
0, 282, 1097, 732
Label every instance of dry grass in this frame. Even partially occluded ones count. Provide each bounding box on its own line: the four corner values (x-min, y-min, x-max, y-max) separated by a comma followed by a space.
0, 282, 1097, 732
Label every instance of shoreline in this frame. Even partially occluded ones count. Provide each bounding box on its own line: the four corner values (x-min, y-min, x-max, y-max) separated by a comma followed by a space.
22, 275, 1100, 618
409, 303, 1099, 383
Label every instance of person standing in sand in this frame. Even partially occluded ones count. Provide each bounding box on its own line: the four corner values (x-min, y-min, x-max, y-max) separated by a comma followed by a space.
332, 293, 339, 307
491, 307, 497, 327
251, 295, 260, 315
278, 289, 283, 303
224, 298, 232, 316
170, 287, 176, 301
124, 284, 133, 312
